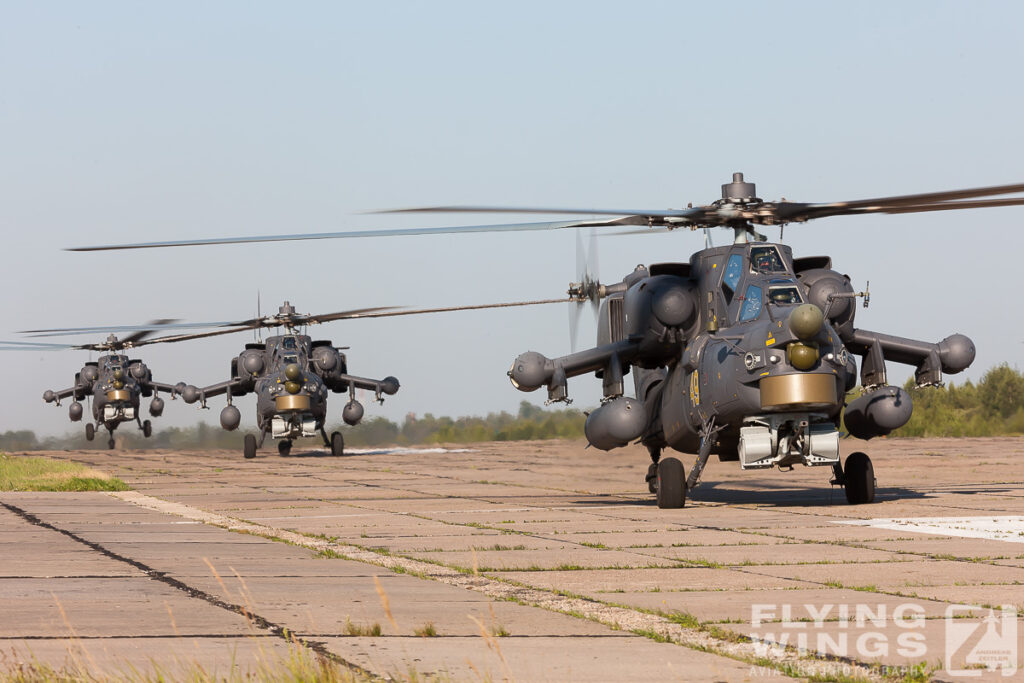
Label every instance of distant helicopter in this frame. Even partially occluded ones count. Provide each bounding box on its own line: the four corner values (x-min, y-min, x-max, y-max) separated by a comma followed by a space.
68, 174, 1024, 505
33, 299, 562, 459
0, 332, 184, 449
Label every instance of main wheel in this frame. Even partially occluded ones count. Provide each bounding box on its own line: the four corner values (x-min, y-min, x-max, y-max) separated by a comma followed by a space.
243, 434, 257, 459
277, 439, 292, 456
85, 423, 95, 441
107, 437, 116, 450
142, 420, 152, 438
844, 451, 876, 504
330, 431, 344, 457
656, 457, 687, 509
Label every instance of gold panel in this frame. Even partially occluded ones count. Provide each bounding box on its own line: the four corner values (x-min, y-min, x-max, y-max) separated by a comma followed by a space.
275, 394, 311, 412
760, 373, 838, 411
106, 389, 131, 402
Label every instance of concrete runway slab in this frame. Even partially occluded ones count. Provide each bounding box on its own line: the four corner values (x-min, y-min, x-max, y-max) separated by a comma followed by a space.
2, 436, 1024, 680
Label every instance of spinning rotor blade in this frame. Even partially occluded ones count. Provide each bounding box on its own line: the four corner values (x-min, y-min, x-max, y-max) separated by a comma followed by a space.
376, 205, 706, 219
0, 340, 79, 351
568, 229, 601, 352
67, 219, 636, 252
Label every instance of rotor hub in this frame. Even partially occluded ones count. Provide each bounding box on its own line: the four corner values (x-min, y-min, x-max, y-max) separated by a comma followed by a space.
721, 172, 759, 204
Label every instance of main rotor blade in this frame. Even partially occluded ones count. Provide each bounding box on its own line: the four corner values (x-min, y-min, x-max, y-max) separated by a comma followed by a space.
771, 182, 1024, 223
376, 205, 708, 219
317, 298, 567, 321
67, 218, 639, 252
0, 340, 78, 351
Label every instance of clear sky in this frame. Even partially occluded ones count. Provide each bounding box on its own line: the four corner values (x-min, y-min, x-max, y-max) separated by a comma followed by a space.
2, 1, 1023, 437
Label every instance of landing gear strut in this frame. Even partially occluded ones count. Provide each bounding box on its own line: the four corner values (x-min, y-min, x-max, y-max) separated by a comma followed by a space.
646, 447, 661, 494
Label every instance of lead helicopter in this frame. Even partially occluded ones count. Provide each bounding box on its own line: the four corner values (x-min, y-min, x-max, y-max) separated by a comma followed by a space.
32, 298, 562, 459
0, 332, 185, 449
69, 174, 1024, 505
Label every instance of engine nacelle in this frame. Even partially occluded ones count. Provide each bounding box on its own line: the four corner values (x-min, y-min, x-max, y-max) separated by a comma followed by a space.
149, 396, 165, 417
81, 365, 99, 383
311, 345, 339, 371
69, 401, 83, 422
622, 274, 698, 366
129, 362, 149, 380
182, 385, 201, 404
584, 397, 647, 451
798, 268, 856, 335
844, 386, 913, 440
220, 405, 241, 431
342, 399, 364, 426
239, 349, 265, 376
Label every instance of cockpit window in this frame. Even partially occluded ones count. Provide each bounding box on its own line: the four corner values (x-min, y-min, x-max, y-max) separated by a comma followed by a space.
767, 286, 802, 305
739, 285, 763, 321
283, 354, 298, 364
722, 254, 743, 291
750, 246, 785, 273
283, 337, 297, 350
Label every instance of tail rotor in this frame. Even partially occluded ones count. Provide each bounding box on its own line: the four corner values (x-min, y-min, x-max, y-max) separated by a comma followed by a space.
568, 229, 603, 351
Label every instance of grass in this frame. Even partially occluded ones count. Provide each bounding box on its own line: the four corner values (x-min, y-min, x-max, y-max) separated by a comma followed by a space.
343, 618, 382, 637
1, 633, 374, 682
413, 621, 437, 637
0, 453, 128, 492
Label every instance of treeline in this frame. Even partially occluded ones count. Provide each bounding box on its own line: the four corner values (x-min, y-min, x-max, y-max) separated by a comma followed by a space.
0, 401, 587, 451
894, 363, 1024, 437
4, 365, 1023, 452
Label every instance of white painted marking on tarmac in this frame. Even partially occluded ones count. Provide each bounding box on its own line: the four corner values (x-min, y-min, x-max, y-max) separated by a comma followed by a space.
343, 447, 476, 455
838, 515, 1024, 543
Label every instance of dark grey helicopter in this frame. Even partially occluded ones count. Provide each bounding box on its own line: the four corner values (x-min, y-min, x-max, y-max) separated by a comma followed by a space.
69, 173, 1024, 504
0, 332, 184, 449
36, 299, 562, 459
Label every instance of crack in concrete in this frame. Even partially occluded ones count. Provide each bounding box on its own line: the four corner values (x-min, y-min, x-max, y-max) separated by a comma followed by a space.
0, 499, 379, 681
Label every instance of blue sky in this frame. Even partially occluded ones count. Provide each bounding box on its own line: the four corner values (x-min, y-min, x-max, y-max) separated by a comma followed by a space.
3, 1, 1023, 435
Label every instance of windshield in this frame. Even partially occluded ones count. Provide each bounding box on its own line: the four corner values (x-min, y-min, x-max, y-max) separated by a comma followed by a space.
768, 286, 802, 305
739, 285, 763, 321
749, 246, 785, 273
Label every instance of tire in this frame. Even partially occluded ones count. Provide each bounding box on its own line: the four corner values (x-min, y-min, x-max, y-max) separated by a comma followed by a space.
142, 420, 152, 438
331, 431, 344, 457
656, 457, 687, 509
107, 437, 116, 450
243, 434, 257, 460
85, 423, 95, 441
844, 451, 876, 504
278, 440, 292, 456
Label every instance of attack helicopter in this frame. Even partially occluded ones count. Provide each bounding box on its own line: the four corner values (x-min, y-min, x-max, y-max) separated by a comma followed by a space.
68, 173, 1024, 505
33, 298, 562, 459
0, 332, 184, 449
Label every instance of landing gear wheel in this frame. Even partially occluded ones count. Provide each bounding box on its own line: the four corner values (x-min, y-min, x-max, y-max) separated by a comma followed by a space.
646, 463, 658, 494
243, 434, 257, 460
278, 440, 292, 456
142, 420, 152, 438
656, 457, 687, 509
107, 437, 116, 450
85, 423, 95, 441
843, 452, 876, 504
330, 431, 344, 457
